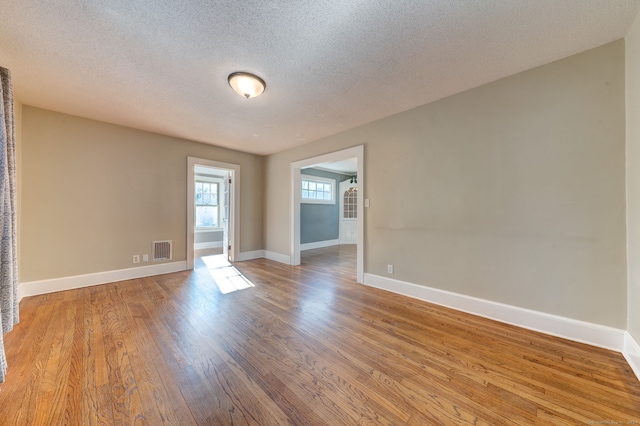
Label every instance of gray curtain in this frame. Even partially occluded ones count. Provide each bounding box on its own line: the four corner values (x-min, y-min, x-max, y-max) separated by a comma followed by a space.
0, 67, 19, 383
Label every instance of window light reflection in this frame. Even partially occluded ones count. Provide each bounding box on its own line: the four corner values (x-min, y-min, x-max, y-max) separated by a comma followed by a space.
202, 255, 255, 294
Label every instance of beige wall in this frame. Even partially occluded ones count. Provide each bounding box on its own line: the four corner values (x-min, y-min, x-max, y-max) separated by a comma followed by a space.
265, 40, 627, 327
627, 14, 640, 342
20, 107, 264, 282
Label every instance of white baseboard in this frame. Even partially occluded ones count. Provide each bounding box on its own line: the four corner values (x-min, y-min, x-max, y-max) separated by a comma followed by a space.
194, 241, 223, 250
363, 273, 625, 352
236, 250, 266, 262
623, 332, 640, 382
264, 251, 291, 265
236, 250, 291, 264
301, 239, 340, 251
19, 261, 187, 300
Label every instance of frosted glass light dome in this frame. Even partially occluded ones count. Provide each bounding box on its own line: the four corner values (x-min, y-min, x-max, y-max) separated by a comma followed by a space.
228, 72, 266, 99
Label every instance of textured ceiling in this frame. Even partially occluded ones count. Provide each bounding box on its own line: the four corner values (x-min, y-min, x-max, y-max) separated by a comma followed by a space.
309, 159, 358, 175
1, 1, 639, 155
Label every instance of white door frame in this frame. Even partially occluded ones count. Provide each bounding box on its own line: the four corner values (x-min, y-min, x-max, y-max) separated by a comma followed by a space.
290, 145, 364, 283
187, 157, 240, 269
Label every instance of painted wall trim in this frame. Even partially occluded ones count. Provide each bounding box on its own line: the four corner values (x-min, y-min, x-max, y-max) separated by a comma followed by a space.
363, 273, 625, 352
623, 332, 640, 382
265, 251, 291, 265
301, 239, 340, 251
236, 250, 266, 262
19, 261, 187, 300
194, 241, 223, 250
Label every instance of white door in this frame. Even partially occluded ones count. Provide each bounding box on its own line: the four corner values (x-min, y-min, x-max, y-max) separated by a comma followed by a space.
339, 180, 358, 244
222, 172, 231, 261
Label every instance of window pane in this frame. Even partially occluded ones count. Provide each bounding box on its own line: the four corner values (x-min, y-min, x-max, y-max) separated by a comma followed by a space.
196, 206, 218, 227
195, 182, 219, 206
211, 183, 218, 205
301, 178, 336, 203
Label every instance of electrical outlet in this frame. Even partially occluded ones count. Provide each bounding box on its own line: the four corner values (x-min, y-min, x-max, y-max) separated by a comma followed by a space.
365, 198, 370, 208
133, 255, 140, 264
142, 254, 149, 262
387, 264, 394, 274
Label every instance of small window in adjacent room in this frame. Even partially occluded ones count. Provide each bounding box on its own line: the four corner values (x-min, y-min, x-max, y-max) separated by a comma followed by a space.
195, 180, 220, 228
301, 176, 335, 204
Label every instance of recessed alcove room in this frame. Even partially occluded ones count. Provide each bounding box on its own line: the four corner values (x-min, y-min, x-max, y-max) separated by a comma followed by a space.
1, 1, 640, 423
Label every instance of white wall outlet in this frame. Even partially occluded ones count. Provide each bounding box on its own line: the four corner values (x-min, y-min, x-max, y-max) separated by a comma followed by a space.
133, 255, 140, 264
142, 254, 149, 262
387, 264, 394, 274
365, 198, 370, 208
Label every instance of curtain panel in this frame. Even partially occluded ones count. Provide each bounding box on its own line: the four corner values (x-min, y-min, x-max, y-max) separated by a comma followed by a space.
0, 67, 19, 384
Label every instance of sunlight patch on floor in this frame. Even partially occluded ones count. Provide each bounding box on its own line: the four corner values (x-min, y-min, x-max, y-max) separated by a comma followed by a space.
202, 254, 255, 294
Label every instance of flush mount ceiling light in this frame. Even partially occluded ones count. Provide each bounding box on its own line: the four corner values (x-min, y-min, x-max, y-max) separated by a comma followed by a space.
227, 72, 266, 99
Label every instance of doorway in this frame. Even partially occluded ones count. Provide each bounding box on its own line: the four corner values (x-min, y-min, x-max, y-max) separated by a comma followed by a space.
187, 157, 240, 270
290, 145, 364, 283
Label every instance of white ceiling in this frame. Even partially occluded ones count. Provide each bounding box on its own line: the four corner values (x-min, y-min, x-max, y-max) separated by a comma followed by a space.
308, 158, 358, 175
1, 1, 639, 155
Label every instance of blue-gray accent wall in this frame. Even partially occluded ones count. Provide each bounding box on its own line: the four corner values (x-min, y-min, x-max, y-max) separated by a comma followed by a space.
300, 168, 351, 244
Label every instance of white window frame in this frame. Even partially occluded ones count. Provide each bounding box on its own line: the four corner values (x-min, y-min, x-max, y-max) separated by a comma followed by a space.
301, 175, 336, 204
195, 176, 223, 230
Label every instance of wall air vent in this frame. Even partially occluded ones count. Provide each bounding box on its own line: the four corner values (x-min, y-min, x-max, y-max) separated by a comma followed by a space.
152, 240, 172, 261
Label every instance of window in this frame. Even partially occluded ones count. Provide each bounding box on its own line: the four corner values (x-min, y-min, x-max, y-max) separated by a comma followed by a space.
343, 187, 357, 218
195, 180, 220, 228
301, 176, 335, 204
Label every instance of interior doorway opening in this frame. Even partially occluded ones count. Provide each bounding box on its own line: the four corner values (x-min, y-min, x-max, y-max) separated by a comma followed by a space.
194, 165, 229, 259
187, 157, 240, 270
290, 145, 364, 283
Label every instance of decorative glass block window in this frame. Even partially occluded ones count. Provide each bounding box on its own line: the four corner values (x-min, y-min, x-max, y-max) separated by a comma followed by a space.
195, 180, 219, 228
343, 187, 357, 218
301, 176, 335, 204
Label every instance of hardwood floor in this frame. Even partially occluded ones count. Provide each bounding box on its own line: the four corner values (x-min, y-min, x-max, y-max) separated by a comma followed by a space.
1, 245, 639, 425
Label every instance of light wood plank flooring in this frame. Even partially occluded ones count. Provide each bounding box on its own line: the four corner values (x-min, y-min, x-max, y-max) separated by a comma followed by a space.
1, 245, 639, 425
